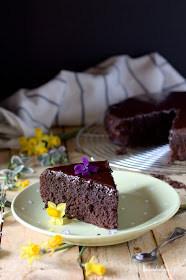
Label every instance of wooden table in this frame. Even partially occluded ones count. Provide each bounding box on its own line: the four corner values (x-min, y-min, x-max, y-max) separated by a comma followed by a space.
0, 127, 186, 280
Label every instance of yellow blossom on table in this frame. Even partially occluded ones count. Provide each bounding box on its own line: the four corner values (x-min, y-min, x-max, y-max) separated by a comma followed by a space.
46, 201, 66, 226
41, 235, 63, 257
37, 146, 49, 155
18, 136, 28, 153
42, 134, 50, 143
48, 136, 61, 148
35, 128, 43, 140
34, 141, 49, 155
85, 256, 106, 276
20, 239, 42, 265
18, 136, 28, 146
15, 179, 29, 192
27, 138, 37, 155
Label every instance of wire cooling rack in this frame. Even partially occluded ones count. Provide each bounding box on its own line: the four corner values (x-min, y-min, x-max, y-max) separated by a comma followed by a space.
76, 122, 186, 175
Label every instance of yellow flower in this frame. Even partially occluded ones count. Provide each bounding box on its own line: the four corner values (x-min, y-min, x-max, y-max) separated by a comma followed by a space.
34, 141, 49, 155
27, 138, 37, 155
42, 134, 50, 143
46, 201, 66, 225
28, 138, 37, 148
41, 235, 63, 257
18, 136, 28, 147
85, 256, 105, 276
48, 136, 61, 147
37, 146, 49, 155
18, 136, 28, 153
20, 240, 42, 265
16, 179, 29, 192
35, 128, 42, 140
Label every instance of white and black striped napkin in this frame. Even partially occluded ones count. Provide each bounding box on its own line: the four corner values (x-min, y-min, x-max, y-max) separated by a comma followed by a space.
1, 52, 186, 149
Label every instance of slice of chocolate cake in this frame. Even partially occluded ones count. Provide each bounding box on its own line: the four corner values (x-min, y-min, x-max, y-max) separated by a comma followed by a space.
40, 160, 119, 229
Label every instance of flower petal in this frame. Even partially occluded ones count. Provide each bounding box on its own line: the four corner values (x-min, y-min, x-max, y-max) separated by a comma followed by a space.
55, 217, 63, 226
74, 164, 85, 174
49, 248, 55, 257
34, 254, 42, 260
49, 217, 56, 223
20, 246, 29, 252
20, 252, 29, 259
48, 201, 57, 209
89, 256, 95, 264
91, 263, 105, 275
81, 157, 89, 166
28, 255, 35, 265
89, 165, 99, 172
82, 170, 90, 176
56, 203, 66, 213
28, 240, 33, 246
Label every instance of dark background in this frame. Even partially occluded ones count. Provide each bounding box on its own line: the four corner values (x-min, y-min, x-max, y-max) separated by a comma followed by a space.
1, 1, 186, 101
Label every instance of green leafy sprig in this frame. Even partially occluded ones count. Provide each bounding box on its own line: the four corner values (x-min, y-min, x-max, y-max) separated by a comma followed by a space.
37, 146, 69, 166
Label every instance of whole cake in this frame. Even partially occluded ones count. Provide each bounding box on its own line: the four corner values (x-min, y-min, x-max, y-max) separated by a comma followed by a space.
104, 91, 186, 162
40, 160, 119, 229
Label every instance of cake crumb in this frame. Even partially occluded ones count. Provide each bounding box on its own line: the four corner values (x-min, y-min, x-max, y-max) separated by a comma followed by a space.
134, 247, 142, 253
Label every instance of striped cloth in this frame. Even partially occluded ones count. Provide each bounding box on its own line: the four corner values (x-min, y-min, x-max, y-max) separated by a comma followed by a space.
0, 52, 186, 149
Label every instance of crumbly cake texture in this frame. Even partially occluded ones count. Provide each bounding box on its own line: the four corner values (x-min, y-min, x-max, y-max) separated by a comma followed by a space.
104, 92, 186, 162
40, 160, 119, 229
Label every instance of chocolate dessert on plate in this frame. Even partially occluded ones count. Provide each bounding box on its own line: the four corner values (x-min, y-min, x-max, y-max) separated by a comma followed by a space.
104, 91, 186, 162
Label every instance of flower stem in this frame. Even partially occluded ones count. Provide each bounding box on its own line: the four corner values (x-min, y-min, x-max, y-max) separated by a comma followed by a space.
3, 210, 12, 217
57, 128, 81, 141
78, 262, 85, 267
54, 244, 75, 252
41, 243, 75, 254
6, 155, 12, 169
77, 245, 86, 261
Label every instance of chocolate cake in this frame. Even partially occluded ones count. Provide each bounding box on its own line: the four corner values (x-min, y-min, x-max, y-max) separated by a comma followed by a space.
104, 91, 186, 162
40, 160, 119, 229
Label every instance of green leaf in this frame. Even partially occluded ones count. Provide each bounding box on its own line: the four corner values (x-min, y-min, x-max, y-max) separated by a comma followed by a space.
0, 169, 12, 176
37, 155, 43, 161
43, 158, 51, 166
21, 167, 34, 174
14, 165, 24, 174
8, 184, 17, 189
5, 200, 11, 207
11, 155, 23, 166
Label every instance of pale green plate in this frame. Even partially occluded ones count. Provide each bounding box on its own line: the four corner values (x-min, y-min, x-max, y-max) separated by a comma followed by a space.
11, 170, 180, 246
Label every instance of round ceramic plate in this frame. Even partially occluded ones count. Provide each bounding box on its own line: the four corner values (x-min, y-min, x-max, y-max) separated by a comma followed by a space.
11, 170, 180, 246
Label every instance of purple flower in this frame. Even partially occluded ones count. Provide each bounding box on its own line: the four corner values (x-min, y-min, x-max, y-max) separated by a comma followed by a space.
74, 157, 99, 176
